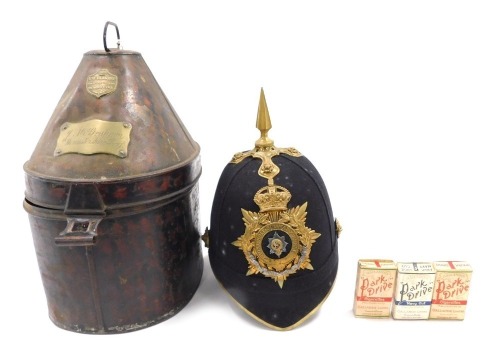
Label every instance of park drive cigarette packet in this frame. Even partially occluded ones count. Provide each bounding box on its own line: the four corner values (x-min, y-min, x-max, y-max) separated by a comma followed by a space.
429, 261, 473, 320
392, 262, 435, 319
353, 259, 397, 317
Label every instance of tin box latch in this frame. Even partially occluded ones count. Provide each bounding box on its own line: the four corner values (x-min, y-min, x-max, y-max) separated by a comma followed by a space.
55, 183, 105, 246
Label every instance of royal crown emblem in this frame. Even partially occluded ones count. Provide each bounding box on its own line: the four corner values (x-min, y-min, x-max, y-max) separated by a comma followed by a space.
254, 185, 291, 212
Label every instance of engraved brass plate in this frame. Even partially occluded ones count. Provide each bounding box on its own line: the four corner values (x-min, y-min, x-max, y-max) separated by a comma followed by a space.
86, 69, 118, 98
54, 119, 132, 157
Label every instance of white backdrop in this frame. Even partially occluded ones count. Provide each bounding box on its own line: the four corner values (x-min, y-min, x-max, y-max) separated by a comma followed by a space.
1, 1, 498, 357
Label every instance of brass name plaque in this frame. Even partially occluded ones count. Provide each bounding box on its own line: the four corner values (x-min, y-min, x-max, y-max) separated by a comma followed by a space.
55, 119, 132, 158
86, 69, 118, 98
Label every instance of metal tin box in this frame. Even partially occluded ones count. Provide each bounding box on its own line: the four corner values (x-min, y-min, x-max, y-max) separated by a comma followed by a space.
23, 23, 203, 334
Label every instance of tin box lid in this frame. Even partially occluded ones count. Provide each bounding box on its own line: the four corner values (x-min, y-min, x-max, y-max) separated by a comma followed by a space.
24, 37, 199, 182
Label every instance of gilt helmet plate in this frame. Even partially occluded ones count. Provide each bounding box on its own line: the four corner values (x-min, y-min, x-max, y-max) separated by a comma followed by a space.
232, 185, 320, 288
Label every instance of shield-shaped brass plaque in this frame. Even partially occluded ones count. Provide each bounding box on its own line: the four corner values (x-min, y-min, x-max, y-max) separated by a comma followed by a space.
86, 69, 118, 98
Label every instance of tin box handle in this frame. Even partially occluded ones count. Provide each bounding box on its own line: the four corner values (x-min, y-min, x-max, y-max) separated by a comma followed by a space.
55, 217, 103, 246
103, 21, 121, 52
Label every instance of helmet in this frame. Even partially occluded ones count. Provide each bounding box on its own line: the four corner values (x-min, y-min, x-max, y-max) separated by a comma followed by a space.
206, 89, 340, 330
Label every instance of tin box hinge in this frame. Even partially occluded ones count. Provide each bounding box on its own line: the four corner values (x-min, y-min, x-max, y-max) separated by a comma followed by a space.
55, 183, 106, 246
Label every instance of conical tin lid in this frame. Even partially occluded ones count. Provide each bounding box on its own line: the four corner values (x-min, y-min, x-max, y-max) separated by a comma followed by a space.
24, 24, 199, 182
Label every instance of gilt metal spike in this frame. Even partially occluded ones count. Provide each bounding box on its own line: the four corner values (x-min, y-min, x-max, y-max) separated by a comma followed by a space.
255, 88, 274, 148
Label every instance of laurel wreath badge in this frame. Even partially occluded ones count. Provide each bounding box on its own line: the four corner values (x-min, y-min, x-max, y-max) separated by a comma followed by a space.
232, 185, 321, 288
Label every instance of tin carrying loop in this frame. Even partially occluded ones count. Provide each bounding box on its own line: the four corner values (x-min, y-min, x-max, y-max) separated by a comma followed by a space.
103, 21, 121, 52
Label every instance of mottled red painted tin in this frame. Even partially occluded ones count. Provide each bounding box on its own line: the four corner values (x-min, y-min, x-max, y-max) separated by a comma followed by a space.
23, 40, 202, 334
